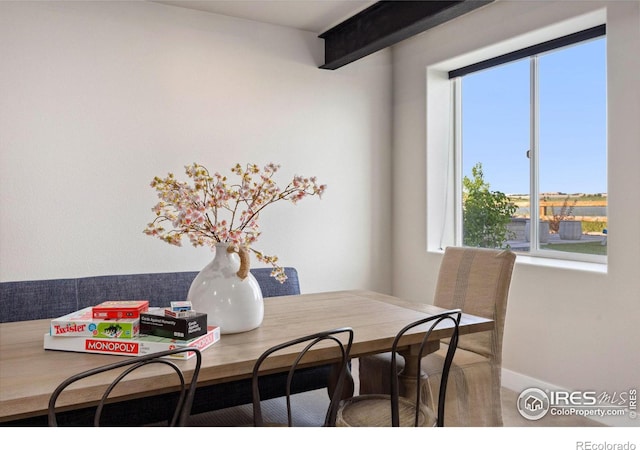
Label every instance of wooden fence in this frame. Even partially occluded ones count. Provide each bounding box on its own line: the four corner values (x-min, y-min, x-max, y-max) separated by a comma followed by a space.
511, 199, 607, 223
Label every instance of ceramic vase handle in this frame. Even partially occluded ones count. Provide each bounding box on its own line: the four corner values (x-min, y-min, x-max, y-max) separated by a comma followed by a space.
227, 245, 250, 280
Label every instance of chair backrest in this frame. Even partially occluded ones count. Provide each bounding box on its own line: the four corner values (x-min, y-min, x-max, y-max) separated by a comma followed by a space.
389, 310, 462, 427
433, 247, 516, 361
251, 327, 354, 427
48, 347, 202, 427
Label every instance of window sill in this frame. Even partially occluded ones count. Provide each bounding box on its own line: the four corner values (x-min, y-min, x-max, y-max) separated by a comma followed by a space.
428, 247, 607, 274
513, 253, 607, 274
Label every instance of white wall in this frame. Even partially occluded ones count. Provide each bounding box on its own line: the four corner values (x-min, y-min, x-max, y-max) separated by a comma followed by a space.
0, 1, 393, 295
392, 0, 640, 396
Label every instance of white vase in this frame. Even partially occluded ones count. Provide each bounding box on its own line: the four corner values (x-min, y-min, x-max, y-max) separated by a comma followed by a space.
187, 243, 264, 334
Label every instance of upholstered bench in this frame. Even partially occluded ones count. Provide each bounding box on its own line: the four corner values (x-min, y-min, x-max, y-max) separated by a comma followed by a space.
0, 268, 331, 426
0, 268, 298, 323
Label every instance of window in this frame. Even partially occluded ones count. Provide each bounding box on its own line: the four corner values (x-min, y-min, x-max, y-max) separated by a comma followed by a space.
450, 26, 607, 263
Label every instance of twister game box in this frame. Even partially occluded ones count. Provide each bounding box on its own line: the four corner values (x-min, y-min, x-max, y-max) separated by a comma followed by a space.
50, 307, 140, 338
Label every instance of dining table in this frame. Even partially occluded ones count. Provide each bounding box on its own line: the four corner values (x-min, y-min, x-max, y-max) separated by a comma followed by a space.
0, 289, 493, 423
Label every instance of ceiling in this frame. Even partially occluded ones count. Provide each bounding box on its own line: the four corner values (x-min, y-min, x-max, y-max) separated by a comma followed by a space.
153, 0, 378, 34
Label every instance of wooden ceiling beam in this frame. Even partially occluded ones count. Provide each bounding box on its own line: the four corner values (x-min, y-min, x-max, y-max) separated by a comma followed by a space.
319, 0, 493, 70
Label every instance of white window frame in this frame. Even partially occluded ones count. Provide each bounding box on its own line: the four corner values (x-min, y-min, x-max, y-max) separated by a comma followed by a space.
426, 10, 608, 272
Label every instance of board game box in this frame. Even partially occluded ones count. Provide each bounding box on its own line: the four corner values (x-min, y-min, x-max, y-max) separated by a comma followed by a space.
43, 325, 220, 359
140, 307, 207, 340
92, 300, 149, 319
50, 307, 140, 338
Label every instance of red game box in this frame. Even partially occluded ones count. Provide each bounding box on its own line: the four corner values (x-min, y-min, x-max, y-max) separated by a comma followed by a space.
92, 300, 149, 319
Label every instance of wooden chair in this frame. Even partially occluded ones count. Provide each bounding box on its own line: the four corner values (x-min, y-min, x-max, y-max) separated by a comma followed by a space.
48, 347, 202, 426
251, 327, 354, 427
358, 246, 516, 426
336, 310, 462, 427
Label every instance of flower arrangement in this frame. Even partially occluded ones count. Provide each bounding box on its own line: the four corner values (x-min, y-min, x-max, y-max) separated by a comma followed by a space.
144, 163, 326, 283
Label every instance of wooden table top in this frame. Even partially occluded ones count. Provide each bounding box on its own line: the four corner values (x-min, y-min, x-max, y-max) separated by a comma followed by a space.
0, 290, 493, 422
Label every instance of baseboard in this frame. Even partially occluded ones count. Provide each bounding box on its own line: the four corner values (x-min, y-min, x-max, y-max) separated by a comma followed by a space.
501, 367, 564, 393
502, 368, 638, 427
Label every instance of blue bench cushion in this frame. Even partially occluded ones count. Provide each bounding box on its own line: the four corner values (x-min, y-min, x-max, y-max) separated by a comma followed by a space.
75, 272, 200, 310
0, 267, 300, 323
0, 278, 77, 323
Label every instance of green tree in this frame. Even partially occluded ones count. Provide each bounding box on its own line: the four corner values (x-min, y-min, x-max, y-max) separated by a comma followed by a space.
463, 163, 517, 248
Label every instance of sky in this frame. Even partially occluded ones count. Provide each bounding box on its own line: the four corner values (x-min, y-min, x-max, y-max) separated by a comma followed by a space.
461, 37, 607, 196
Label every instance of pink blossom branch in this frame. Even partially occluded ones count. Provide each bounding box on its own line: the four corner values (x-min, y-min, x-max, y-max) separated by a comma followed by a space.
144, 162, 325, 283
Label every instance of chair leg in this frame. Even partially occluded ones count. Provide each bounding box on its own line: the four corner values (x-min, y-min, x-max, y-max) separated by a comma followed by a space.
327, 361, 354, 400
